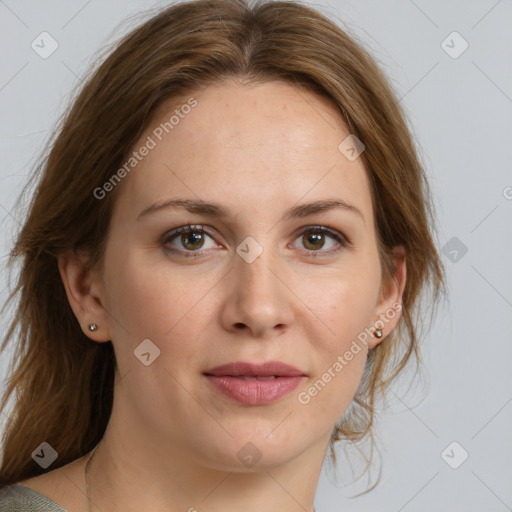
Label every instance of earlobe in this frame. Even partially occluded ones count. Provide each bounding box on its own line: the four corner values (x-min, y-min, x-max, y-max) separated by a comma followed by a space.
370, 245, 406, 348
58, 250, 111, 342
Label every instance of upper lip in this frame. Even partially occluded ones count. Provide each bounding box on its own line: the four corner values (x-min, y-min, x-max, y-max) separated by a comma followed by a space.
203, 361, 306, 377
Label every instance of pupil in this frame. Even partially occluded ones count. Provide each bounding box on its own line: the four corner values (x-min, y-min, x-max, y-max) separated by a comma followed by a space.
305, 233, 324, 250
183, 231, 204, 249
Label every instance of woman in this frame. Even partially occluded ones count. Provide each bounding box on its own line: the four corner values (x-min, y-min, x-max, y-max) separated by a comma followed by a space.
0, 0, 444, 510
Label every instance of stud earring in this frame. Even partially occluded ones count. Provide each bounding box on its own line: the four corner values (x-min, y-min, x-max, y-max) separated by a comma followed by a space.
374, 327, 383, 339
88, 323, 98, 332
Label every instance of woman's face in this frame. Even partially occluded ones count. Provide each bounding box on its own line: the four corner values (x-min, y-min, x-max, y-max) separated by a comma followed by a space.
92, 80, 403, 470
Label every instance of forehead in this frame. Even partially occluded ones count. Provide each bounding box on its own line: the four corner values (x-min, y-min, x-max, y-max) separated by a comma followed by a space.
113, 80, 374, 224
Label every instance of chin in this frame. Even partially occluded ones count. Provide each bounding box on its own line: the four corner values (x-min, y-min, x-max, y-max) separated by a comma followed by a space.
191, 427, 312, 472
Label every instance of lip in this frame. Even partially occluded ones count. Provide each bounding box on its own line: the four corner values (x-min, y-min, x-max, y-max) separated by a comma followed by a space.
204, 361, 306, 377
203, 361, 307, 405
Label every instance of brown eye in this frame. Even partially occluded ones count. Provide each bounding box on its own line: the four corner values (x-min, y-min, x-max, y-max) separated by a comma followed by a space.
163, 225, 218, 254
302, 232, 326, 250
291, 226, 347, 255
181, 230, 205, 250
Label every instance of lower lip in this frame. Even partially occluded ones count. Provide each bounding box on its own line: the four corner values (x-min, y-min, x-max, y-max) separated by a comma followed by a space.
204, 375, 306, 405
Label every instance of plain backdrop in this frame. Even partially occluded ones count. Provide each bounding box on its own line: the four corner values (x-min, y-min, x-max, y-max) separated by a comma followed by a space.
1, 1, 511, 511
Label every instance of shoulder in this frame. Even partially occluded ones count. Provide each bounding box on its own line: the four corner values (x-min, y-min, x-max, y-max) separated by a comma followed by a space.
0, 458, 86, 512
0, 483, 68, 511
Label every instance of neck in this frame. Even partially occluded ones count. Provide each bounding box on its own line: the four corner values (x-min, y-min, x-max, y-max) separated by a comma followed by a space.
86, 421, 327, 512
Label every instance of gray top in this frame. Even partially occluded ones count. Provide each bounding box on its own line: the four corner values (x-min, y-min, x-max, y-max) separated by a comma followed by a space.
0, 483, 67, 511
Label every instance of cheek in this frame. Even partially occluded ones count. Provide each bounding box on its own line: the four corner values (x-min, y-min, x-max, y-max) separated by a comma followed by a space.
102, 248, 222, 369
293, 261, 381, 348
293, 287, 373, 429
290, 259, 380, 416
101, 251, 220, 420
106, 249, 198, 328
300, 349, 367, 425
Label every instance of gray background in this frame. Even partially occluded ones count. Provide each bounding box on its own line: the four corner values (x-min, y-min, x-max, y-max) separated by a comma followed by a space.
1, 0, 511, 510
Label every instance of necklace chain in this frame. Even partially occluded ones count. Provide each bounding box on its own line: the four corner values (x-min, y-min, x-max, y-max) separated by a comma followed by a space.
84, 441, 101, 512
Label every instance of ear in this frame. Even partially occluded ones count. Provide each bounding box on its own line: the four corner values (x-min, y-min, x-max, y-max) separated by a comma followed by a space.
369, 245, 406, 349
58, 249, 111, 342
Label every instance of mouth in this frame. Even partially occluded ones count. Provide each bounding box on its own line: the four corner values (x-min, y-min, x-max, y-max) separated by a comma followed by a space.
203, 361, 307, 405
223, 375, 279, 381
203, 360, 306, 378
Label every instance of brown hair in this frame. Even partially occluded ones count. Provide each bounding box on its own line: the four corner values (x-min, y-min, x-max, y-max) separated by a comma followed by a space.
0, 0, 444, 489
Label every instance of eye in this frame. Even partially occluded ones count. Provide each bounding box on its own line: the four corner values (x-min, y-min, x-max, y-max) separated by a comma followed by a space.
162, 224, 219, 255
291, 226, 348, 256
162, 224, 348, 258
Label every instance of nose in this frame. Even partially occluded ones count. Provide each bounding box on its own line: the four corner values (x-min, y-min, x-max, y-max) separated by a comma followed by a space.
219, 249, 294, 338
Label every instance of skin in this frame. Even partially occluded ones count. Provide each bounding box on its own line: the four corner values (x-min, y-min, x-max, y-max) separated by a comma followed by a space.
20, 79, 405, 512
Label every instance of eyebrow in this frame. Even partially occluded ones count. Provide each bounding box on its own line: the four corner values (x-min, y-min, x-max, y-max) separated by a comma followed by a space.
137, 197, 364, 222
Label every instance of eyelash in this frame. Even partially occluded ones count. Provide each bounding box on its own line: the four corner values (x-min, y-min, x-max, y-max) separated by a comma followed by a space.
161, 223, 350, 258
